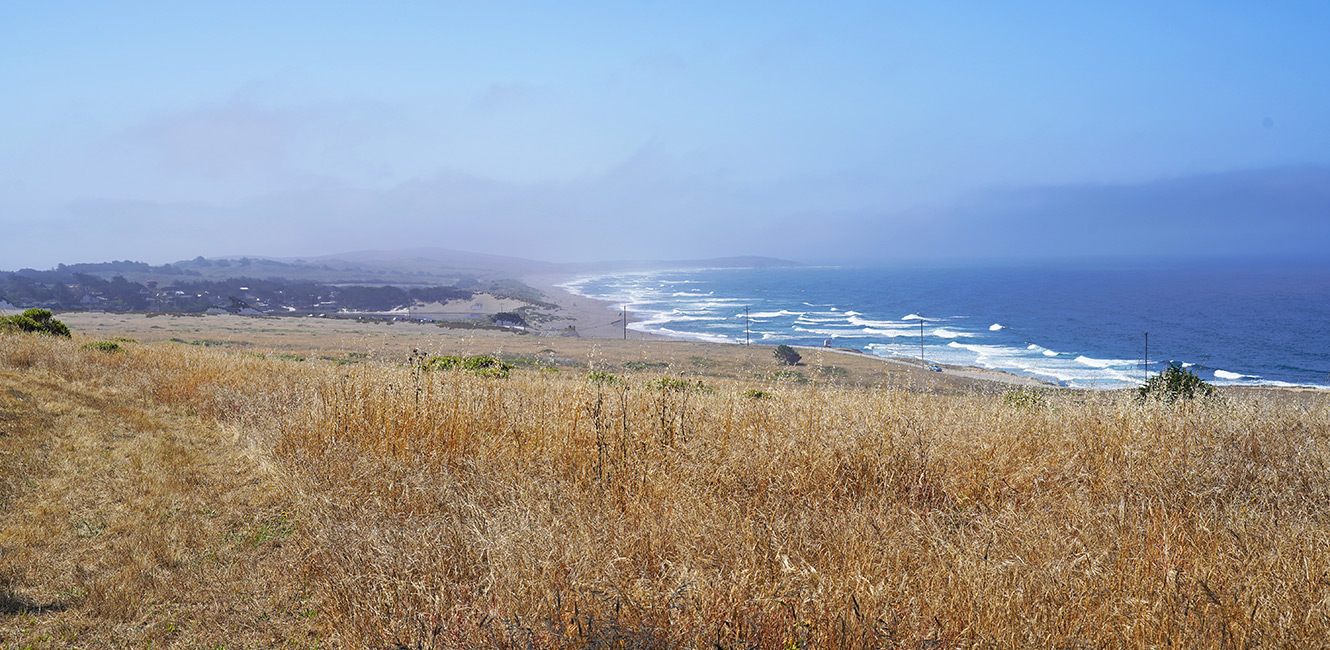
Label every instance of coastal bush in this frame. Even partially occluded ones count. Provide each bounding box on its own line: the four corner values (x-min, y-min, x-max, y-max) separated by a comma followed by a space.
1003, 388, 1048, 409
742, 388, 771, 399
769, 369, 808, 384
647, 377, 690, 392
0, 308, 71, 337
461, 355, 511, 373
585, 370, 621, 384
423, 354, 514, 377
1137, 361, 1216, 403
81, 341, 122, 353
773, 344, 801, 366
420, 355, 464, 371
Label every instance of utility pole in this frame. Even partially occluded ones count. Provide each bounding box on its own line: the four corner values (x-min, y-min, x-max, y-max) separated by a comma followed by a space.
919, 317, 926, 367
745, 306, 750, 345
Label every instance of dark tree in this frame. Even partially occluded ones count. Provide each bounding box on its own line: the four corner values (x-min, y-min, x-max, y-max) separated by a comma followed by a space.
773, 344, 802, 366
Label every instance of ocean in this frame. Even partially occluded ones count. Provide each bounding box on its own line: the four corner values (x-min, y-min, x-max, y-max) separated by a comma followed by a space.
560, 262, 1330, 389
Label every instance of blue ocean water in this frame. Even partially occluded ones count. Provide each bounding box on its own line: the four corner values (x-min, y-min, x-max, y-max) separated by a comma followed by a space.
561, 262, 1330, 389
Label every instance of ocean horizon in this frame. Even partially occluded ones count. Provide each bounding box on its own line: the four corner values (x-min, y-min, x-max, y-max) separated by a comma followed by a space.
560, 261, 1330, 390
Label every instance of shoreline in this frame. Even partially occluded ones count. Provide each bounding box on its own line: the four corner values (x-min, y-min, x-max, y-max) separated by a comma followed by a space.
525, 270, 1330, 393
525, 271, 1055, 389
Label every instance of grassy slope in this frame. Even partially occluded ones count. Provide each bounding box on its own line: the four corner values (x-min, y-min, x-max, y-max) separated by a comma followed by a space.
2, 330, 1329, 648
0, 337, 317, 648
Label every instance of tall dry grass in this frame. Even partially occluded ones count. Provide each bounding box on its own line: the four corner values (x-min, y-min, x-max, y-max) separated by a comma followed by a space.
3, 332, 1329, 648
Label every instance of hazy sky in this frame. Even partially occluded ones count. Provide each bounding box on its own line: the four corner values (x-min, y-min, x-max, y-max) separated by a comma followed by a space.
3, 2, 1329, 269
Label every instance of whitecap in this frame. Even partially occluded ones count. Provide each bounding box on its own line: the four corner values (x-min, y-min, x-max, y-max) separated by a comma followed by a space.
1075, 355, 1134, 369
845, 315, 908, 329
989, 323, 1004, 331
797, 314, 851, 324
859, 327, 918, 338
1213, 369, 1255, 380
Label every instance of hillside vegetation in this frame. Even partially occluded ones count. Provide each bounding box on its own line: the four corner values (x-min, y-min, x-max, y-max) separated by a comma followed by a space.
2, 332, 1328, 648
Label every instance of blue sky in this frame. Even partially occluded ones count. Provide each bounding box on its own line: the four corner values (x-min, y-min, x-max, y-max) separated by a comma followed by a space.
3, 2, 1328, 268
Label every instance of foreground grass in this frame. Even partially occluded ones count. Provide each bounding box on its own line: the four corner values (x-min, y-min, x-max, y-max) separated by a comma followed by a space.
2, 333, 1329, 648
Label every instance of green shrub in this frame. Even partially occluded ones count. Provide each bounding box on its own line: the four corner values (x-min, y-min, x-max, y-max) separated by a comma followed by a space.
1, 309, 71, 337
770, 369, 808, 384
1137, 362, 1216, 403
586, 371, 621, 385
421, 355, 464, 371
1002, 389, 1047, 409
647, 377, 690, 392
743, 389, 771, 400
422, 355, 513, 378
773, 344, 801, 366
647, 377, 713, 393
461, 355, 511, 373
81, 341, 122, 353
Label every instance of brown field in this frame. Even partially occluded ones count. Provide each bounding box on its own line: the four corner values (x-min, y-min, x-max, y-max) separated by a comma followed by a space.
3, 317, 1330, 648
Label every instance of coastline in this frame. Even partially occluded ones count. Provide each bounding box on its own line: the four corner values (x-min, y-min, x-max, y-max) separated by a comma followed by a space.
523, 272, 675, 341
526, 267, 1330, 393
525, 271, 1055, 389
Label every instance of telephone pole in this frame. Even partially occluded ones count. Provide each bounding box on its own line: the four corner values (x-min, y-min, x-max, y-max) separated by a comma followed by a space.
919, 317, 926, 367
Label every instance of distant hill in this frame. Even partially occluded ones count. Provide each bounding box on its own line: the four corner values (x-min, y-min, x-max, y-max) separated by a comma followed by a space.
0, 249, 801, 314
154, 249, 800, 285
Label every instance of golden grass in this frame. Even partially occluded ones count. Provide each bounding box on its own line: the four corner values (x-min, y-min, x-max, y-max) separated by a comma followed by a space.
2, 331, 1329, 648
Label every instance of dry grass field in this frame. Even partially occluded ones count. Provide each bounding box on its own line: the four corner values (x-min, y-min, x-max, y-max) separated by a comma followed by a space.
2, 322, 1329, 648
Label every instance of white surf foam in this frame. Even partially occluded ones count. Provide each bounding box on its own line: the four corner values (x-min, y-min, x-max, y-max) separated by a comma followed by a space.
847, 315, 912, 329
1213, 369, 1254, 380
1075, 355, 1133, 369
989, 323, 1004, 331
